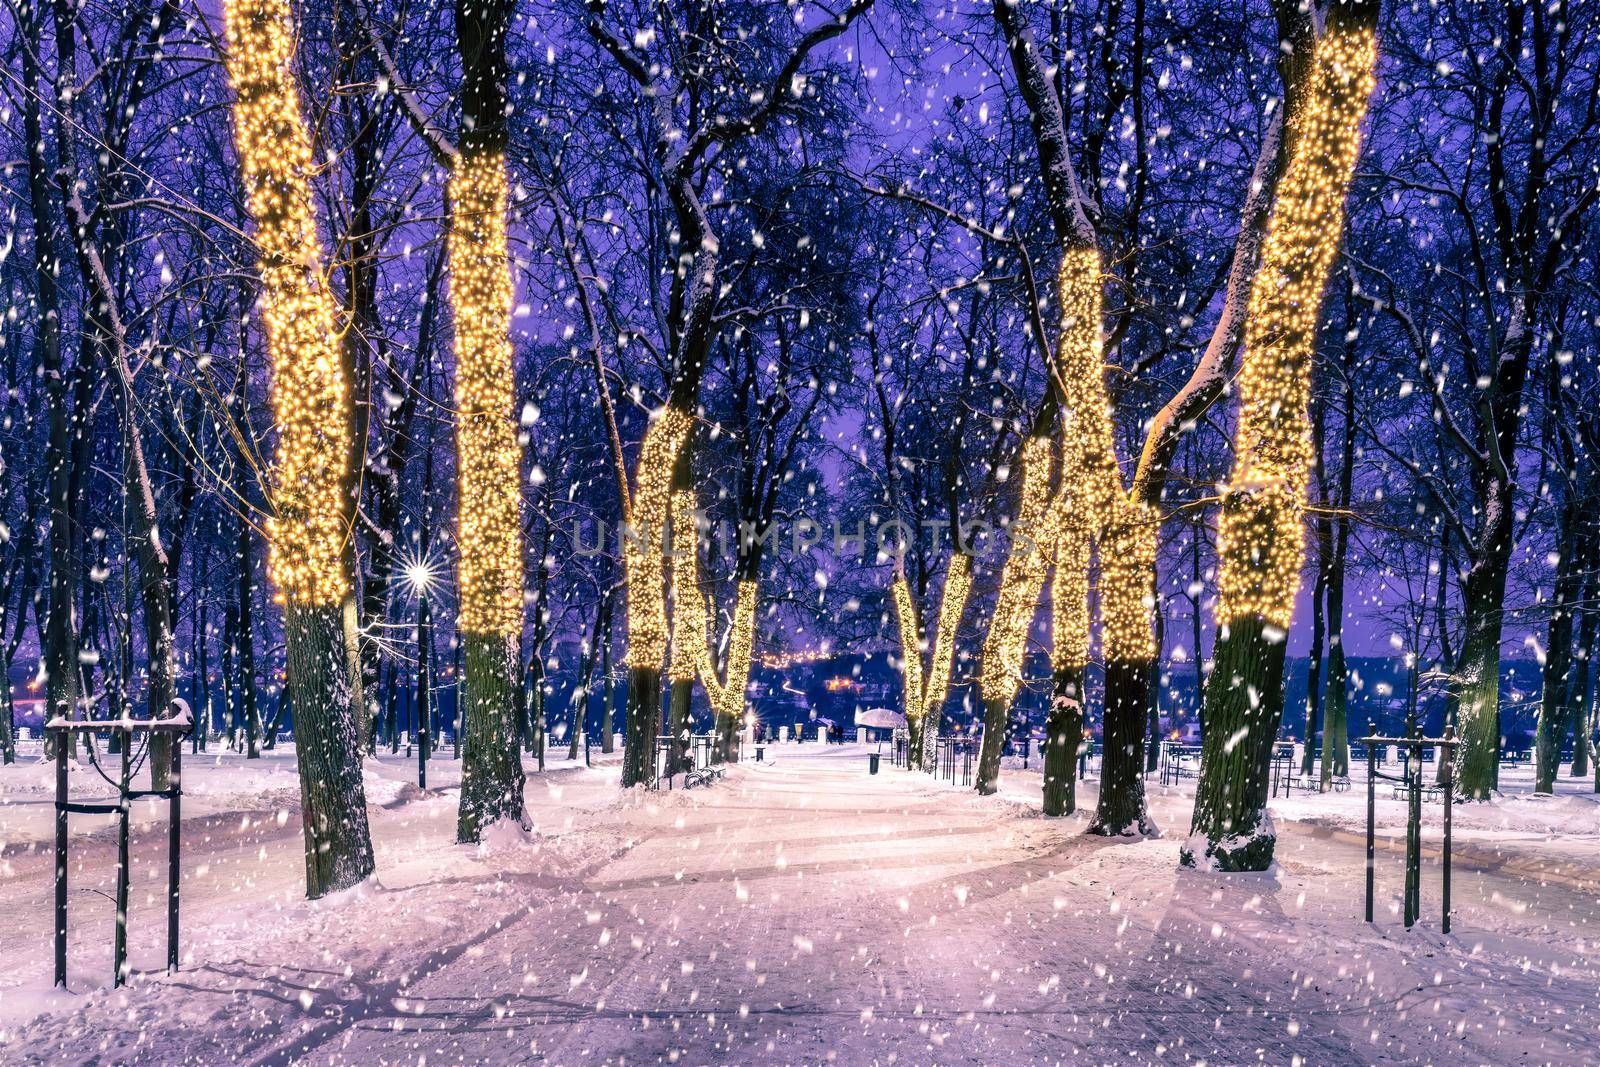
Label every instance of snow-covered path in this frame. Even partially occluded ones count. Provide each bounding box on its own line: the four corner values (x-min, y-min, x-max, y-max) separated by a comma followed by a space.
2, 745, 1597, 1064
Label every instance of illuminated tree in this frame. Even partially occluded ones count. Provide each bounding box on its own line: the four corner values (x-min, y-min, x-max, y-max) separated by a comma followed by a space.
1185, 0, 1379, 870
619, 408, 691, 785
991, 0, 1318, 835
584, 0, 873, 788
223, 0, 374, 896
669, 491, 761, 765
1043, 518, 1090, 816
975, 433, 1057, 794
1051, 246, 1161, 836
452, 0, 527, 843
666, 488, 705, 774
892, 554, 971, 772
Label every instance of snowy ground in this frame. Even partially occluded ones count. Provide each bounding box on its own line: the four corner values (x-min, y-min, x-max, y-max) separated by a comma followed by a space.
0, 742, 1596, 1064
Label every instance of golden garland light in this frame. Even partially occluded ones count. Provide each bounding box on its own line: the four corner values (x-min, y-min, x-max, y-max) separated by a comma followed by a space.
666, 490, 758, 716
450, 149, 523, 636
1054, 247, 1121, 529
1100, 507, 1159, 662
224, 0, 348, 607
668, 490, 706, 684
980, 435, 1057, 706
924, 554, 971, 719
890, 577, 925, 721
1053, 247, 1160, 664
891, 554, 971, 725
1052, 514, 1092, 671
624, 408, 692, 669
761, 649, 829, 669
710, 580, 759, 718
1216, 25, 1377, 631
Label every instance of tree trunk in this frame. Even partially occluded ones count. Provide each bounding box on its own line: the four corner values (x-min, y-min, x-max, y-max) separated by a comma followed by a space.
975, 695, 1009, 796
1090, 659, 1155, 835
450, 0, 526, 841
1184, 4, 1378, 867
1535, 503, 1586, 792
600, 602, 616, 753
907, 711, 926, 773
237, 519, 262, 759
1568, 550, 1597, 780
385, 658, 400, 752
221, 610, 237, 749
568, 602, 602, 761
919, 699, 940, 772
715, 705, 740, 764
1319, 637, 1350, 786
27, 12, 81, 758
283, 603, 375, 895
1319, 507, 1352, 787
1145, 607, 1164, 774
1318, 338, 1356, 787
224, 0, 377, 895
1302, 535, 1328, 777
1452, 553, 1509, 800
1184, 615, 1288, 870
1042, 665, 1083, 816
622, 667, 661, 787
0, 638, 14, 764
668, 677, 693, 773
458, 632, 526, 839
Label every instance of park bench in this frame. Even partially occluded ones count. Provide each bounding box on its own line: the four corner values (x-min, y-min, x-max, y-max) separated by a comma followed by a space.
1391, 780, 1443, 803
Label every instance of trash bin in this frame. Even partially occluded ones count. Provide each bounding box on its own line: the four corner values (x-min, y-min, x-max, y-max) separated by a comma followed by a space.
868, 753, 880, 775
755, 746, 765, 762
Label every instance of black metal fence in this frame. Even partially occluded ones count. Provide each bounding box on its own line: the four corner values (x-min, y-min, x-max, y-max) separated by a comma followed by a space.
47, 711, 192, 989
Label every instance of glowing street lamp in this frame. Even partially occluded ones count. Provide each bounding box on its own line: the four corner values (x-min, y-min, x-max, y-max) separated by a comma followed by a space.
401, 554, 438, 788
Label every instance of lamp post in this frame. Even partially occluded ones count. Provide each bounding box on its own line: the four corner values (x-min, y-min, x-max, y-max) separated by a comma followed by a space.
405, 559, 436, 790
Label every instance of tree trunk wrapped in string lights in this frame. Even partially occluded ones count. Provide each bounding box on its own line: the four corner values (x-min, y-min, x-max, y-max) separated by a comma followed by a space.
1052, 247, 1160, 836
892, 555, 971, 772
709, 580, 758, 762
448, 160, 525, 836
451, 0, 526, 842
669, 491, 759, 764
976, 434, 1056, 794
1094, 510, 1159, 834
1185, 1, 1379, 871
891, 577, 926, 750
1044, 518, 1090, 816
621, 409, 693, 786
223, 0, 373, 897
668, 490, 706, 773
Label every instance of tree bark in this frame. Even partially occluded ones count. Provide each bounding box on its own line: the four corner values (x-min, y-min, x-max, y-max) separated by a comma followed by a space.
622, 668, 662, 787
1536, 501, 1586, 792
458, 632, 526, 839
668, 678, 693, 773
1042, 665, 1083, 816
600, 594, 616, 753
1318, 327, 1357, 786
449, 0, 527, 840
975, 695, 1010, 796
26, 0, 81, 756
283, 603, 375, 895
237, 519, 262, 758
1568, 540, 1597, 781
1453, 552, 1509, 800
1090, 659, 1155, 835
1184, 615, 1288, 869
